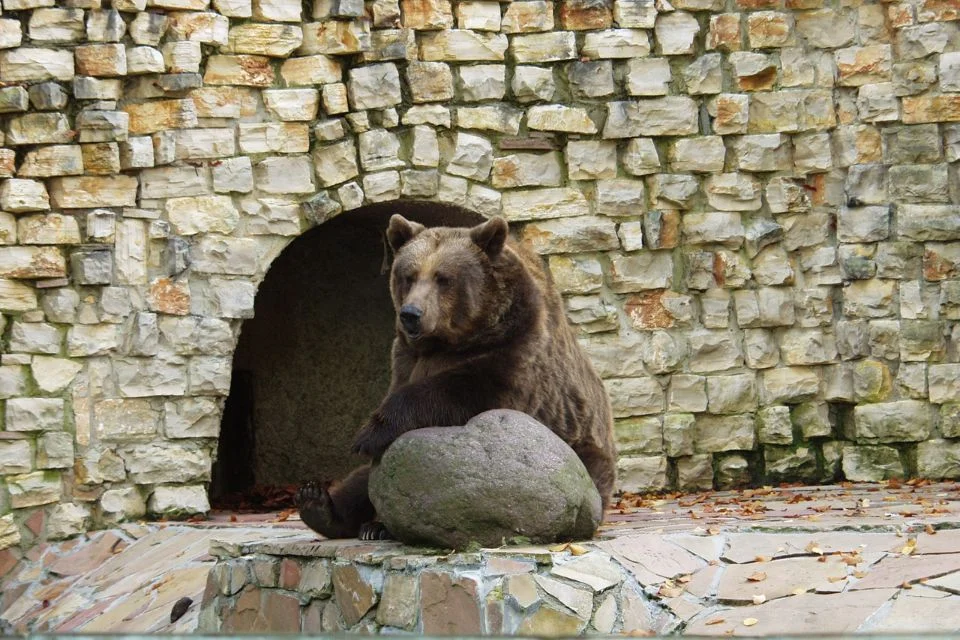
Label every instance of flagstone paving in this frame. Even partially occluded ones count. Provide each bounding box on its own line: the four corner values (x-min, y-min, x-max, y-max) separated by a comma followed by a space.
2, 482, 960, 635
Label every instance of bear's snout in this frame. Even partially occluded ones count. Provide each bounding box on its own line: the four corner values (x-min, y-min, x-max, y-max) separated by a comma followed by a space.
399, 304, 424, 336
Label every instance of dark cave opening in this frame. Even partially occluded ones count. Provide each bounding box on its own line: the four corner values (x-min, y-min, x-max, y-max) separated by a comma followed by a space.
209, 201, 485, 507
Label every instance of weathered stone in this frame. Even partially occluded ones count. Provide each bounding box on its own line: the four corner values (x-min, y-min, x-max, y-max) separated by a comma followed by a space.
677, 454, 714, 490
605, 377, 665, 418
527, 104, 597, 134
510, 32, 576, 62
204, 54, 274, 86
512, 66, 555, 102
120, 442, 211, 483
100, 487, 147, 523
1, 48, 73, 82
607, 251, 672, 292
604, 98, 698, 138
444, 132, 493, 181
916, 440, 960, 479
148, 485, 209, 515
8, 471, 61, 508
842, 445, 903, 482
226, 23, 301, 57
852, 400, 933, 443
370, 410, 601, 548
707, 373, 757, 415
420, 30, 507, 61
548, 255, 602, 294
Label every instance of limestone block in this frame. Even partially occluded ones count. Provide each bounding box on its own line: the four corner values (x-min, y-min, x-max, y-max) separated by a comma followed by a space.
204, 54, 274, 86
655, 12, 698, 55
581, 29, 649, 59
420, 30, 507, 61
510, 32, 576, 63
6, 397, 64, 431
512, 66, 555, 102
7, 112, 73, 145
491, 152, 562, 189
527, 104, 596, 133
300, 20, 371, 55
1, 48, 72, 82
226, 23, 302, 57
502, 1, 553, 33
603, 98, 698, 138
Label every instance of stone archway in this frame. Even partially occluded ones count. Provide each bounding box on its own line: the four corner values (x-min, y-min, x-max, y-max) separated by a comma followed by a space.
209, 201, 484, 502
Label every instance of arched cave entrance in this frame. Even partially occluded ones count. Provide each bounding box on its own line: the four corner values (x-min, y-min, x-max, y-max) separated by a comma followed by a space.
208, 201, 485, 507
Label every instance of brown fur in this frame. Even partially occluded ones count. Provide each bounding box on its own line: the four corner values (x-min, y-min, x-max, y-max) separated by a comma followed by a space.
297, 215, 617, 539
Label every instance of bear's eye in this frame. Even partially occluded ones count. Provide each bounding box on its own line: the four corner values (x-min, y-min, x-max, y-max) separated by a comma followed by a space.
435, 273, 451, 287
404, 274, 416, 287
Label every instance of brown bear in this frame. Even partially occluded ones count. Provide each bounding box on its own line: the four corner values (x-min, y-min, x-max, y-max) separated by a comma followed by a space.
296, 214, 617, 540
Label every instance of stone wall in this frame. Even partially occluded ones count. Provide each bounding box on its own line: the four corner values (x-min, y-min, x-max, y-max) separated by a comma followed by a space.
0, 0, 959, 550
198, 536, 671, 635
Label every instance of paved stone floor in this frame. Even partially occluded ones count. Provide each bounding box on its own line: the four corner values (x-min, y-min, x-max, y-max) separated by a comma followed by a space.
3, 481, 960, 635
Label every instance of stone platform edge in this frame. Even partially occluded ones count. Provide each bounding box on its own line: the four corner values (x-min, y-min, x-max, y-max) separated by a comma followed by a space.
198, 533, 669, 635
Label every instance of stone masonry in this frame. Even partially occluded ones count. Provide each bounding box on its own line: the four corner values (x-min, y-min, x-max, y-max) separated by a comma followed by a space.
0, 0, 959, 555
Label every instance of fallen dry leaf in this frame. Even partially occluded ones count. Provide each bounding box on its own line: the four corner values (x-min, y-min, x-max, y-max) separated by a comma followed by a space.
569, 543, 590, 556
707, 527, 722, 536
747, 571, 767, 582
548, 543, 570, 553
677, 574, 692, 584
926, 524, 937, 535
792, 587, 808, 595
743, 618, 759, 627
752, 594, 767, 605
754, 555, 771, 563
828, 575, 847, 583
705, 618, 725, 626
900, 538, 917, 555
805, 542, 824, 555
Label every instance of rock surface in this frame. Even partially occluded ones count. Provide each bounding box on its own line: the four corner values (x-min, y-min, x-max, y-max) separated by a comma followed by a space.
369, 409, 602, 549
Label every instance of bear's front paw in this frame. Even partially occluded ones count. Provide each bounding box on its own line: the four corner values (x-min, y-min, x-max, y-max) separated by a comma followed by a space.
352, 417, 395, 459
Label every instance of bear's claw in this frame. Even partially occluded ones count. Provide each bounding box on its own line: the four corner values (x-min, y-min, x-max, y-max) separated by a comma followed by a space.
359, 521, 393, 541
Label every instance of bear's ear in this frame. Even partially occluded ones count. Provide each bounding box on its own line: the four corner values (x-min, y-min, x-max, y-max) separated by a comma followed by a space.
470, 216, 508, 257
387, 215, 426, 252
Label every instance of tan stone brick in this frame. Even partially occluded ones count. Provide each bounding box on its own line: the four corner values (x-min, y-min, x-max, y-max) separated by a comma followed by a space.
559, 0, 612, 30
48, 176, 139, 209
74, 43, 126, 76
81, 143, 121, 175
836, 45, 893, 87
402, 0, 454, 29
0, 247, 65, 279
226, 23, 302, 57
747, 11, 793, 48
903, 95, 960, 124
203, 54, 274, 86
124, 99, 198, 135
707, 13, 741, 51
300, 20, 371, 55
280, 55, 341, 86
502, 1, 554, 33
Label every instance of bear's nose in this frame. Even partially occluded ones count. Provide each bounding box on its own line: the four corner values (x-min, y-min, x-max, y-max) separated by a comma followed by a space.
399, 305, 423, 334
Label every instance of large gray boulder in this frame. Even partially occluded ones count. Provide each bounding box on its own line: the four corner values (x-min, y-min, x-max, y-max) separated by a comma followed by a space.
368, 409, 602, 549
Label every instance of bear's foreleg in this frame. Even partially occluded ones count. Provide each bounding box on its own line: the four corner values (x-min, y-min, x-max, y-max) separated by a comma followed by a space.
295, 464, 379, 539
353, 363, 506, 459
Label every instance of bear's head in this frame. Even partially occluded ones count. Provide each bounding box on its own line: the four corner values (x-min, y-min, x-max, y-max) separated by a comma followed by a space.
386, 214, 522, 349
